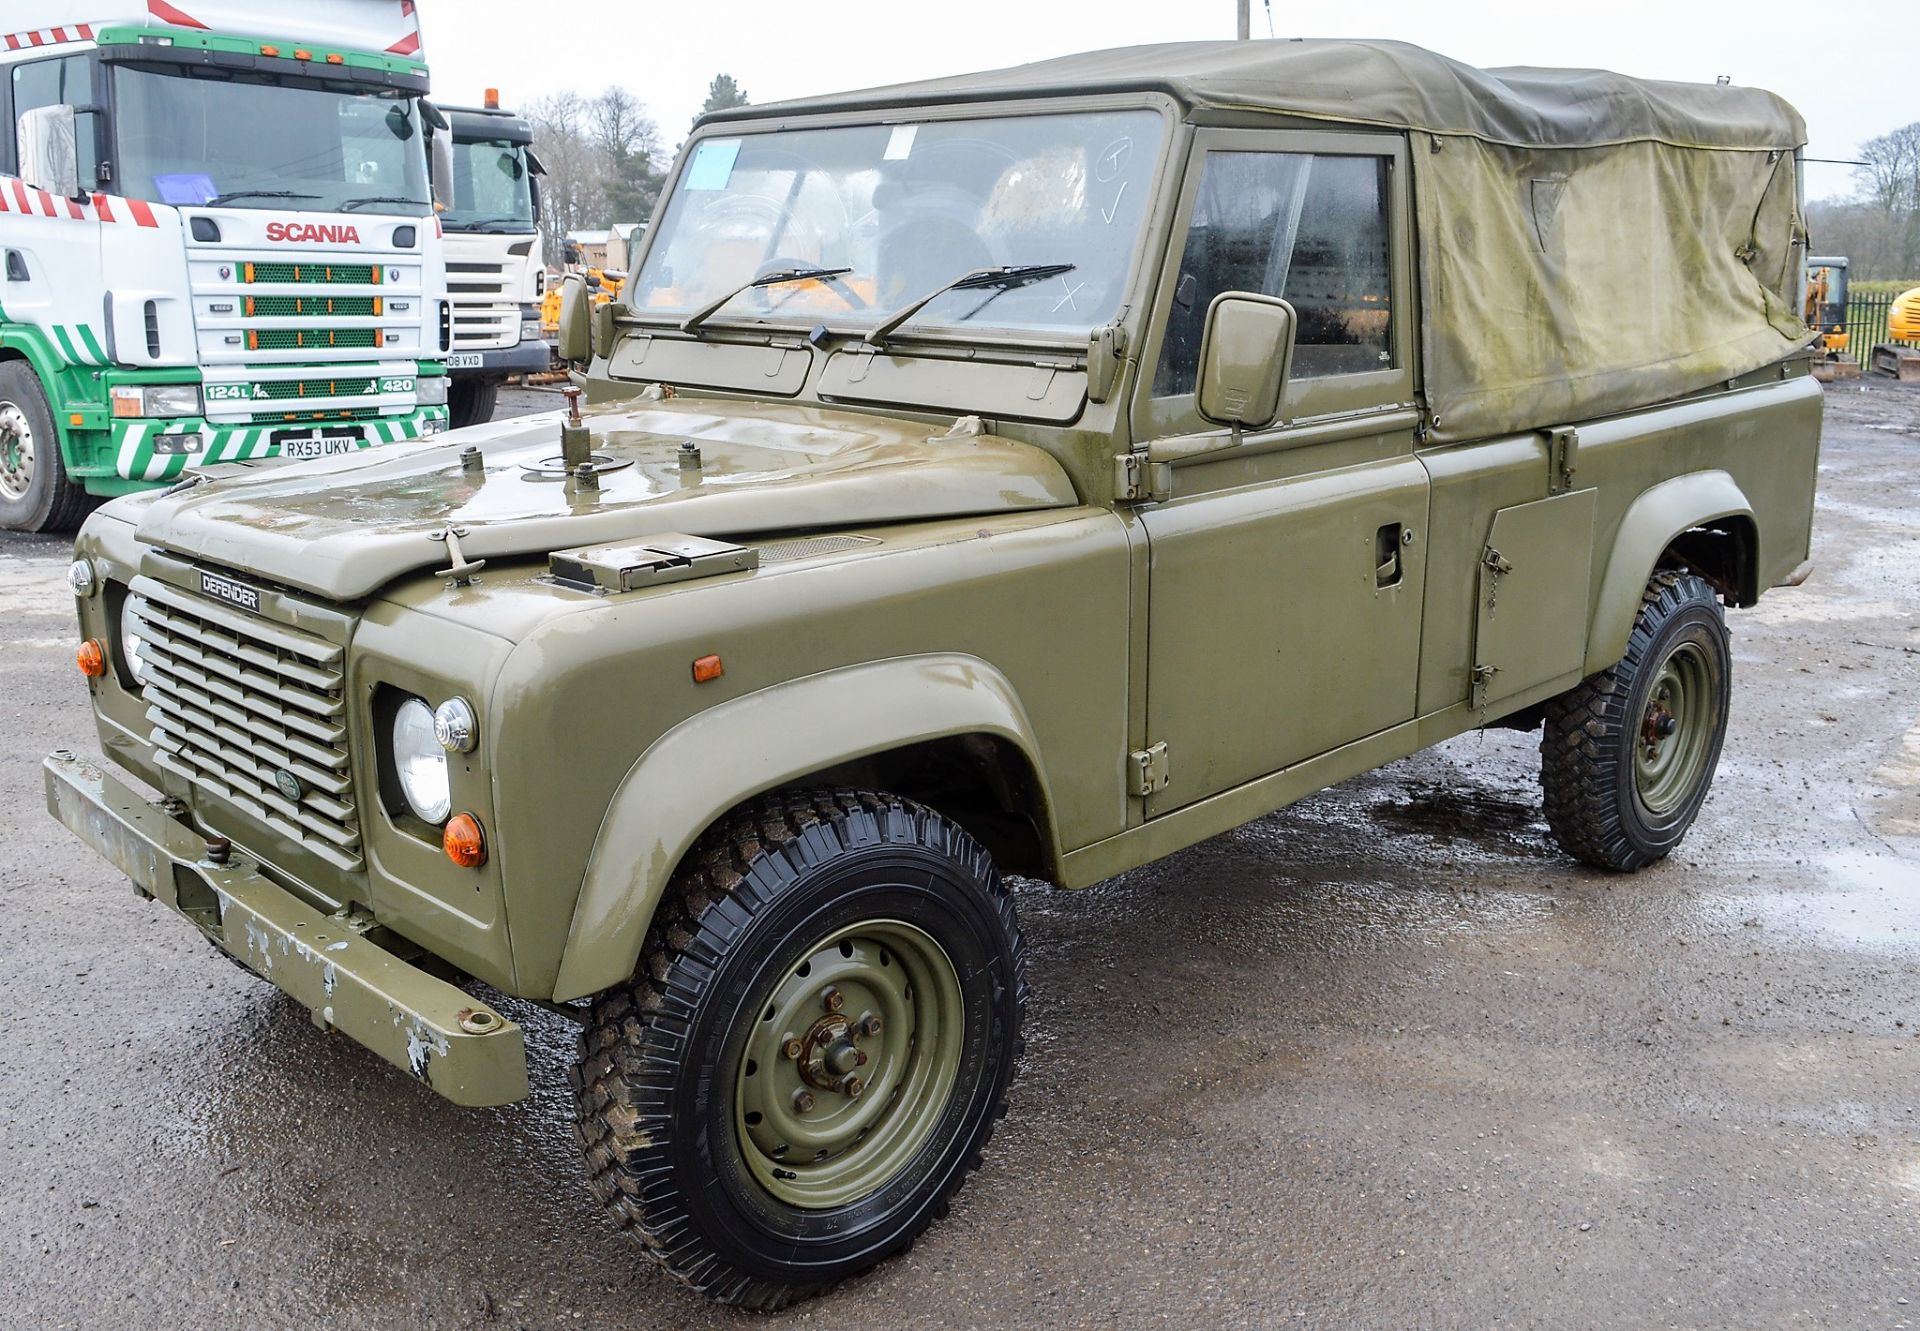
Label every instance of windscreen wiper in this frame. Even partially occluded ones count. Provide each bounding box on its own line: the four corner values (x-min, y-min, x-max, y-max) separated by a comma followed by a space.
679, 266, 854, 335
205, 189, 320, 206
867, 263, 1076, 346
339, 195, 429, 213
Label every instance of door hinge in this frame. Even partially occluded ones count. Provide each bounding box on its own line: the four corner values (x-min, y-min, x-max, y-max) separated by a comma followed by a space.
1128, 741, 1170, 797
1113, 452, 1170, 504
1546, 426, 1579, 495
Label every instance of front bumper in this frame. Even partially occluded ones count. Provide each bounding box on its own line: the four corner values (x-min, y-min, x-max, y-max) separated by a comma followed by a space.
44, 750, 528, 1108
108, 404, 451, 483
450, 340, 552, 377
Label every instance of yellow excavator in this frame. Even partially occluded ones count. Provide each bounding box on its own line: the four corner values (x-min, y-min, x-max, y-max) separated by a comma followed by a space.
1891, 285, 1920, 343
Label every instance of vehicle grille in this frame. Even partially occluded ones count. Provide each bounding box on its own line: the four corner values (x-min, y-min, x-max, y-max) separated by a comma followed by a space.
247, 295, 382, 317
244, 261, 382, 285
247, 328, 382, 351
132, 575, 362, 872
253, 376, 381, 399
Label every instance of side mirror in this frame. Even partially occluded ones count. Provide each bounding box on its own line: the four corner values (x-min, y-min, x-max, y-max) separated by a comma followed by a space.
429, 131, 455, 213
591, 301, 622, 360
556, 273, 592, 363
18, 104, 79, 198
1195, 292, 1296, 432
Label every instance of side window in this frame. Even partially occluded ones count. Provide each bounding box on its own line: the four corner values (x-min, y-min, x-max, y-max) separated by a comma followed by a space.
1155, 151, 1393, 397
11, 53, 99, 185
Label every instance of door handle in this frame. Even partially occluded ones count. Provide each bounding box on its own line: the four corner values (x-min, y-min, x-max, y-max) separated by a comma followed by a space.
1375, 523, 1404, 588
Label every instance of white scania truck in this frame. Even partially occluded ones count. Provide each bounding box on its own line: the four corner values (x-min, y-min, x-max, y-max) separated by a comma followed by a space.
0, 0, 452, 531
436, 94, 546, 427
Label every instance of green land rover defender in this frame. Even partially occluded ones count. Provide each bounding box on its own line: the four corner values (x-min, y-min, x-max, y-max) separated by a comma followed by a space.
48, 41, 1820, 1308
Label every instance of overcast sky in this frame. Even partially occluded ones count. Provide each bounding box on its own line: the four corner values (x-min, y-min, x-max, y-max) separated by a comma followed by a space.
419, 0, 1915, 203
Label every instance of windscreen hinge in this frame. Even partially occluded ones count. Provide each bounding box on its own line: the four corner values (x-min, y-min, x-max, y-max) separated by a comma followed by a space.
1128, 741, 1170, 798
1113, 452, 1169, 504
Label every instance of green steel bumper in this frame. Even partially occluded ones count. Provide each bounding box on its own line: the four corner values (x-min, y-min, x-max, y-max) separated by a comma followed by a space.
44, 750, 529, 1107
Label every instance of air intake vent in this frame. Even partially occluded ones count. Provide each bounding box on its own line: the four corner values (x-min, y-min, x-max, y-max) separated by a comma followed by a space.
439, 301, 452, 352
756, 535, 882, 563
143, 301, 160, 358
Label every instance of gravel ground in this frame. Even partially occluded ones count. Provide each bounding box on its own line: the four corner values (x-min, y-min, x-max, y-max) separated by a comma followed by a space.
2, 381, 1917, 1330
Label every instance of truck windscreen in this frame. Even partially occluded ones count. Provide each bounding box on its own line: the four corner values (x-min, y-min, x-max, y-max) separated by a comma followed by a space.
110, 66, 432, 215
441, 137, 535, 232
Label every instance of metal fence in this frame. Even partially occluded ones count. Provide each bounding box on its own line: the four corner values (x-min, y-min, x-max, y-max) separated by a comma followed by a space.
1844, 293, 1918, 353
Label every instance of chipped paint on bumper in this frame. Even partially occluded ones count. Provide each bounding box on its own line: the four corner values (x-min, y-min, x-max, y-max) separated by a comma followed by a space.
43, 750, 529, 1108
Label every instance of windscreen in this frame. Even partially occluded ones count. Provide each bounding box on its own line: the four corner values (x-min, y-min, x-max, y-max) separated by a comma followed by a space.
111, 66, 432, 214
633, 109, 1164, 338
441, 136, 535, 232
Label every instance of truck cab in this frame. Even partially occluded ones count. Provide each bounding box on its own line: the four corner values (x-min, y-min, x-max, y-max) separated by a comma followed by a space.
0, 1, 452, 532
432, 95, 547, 426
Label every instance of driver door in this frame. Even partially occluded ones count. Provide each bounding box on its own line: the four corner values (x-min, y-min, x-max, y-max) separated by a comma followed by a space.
1131, 130, 1427, 816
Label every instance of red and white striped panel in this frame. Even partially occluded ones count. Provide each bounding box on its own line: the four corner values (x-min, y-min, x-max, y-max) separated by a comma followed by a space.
0, 178, 160, 228
2, 22, 97, 50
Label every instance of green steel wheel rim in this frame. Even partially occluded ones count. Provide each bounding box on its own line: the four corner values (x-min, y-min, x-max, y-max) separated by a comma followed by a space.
733, 918, 965, 1210
0, 401, 34, 503
1633, 639, 1716, 817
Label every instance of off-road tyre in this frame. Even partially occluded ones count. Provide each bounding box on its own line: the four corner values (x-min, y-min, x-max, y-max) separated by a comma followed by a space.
446, 377, 500, 430
1541, 570, 1731, 871
0, 361, 91, 532
571, 788, 1027, 1310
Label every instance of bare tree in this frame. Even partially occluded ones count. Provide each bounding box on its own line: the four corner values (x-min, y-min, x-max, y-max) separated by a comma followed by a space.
525, 86, 667, 261
1845, 121, 1920, 278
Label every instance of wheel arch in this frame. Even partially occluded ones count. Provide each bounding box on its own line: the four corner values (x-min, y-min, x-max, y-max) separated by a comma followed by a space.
549, 653, 1061, 1002
1584, 470, 1756, 676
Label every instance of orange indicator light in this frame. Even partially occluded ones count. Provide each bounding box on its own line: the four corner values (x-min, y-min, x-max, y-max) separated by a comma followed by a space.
691, 654, 724, 683
444, 813, 486, 868
76, 640, 107, 677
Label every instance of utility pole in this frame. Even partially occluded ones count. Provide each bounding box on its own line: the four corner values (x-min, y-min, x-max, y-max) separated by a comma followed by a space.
1236, 0, 1250, 39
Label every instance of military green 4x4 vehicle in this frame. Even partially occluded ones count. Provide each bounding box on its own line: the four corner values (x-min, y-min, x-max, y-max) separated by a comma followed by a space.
49, 40, 1819, 1308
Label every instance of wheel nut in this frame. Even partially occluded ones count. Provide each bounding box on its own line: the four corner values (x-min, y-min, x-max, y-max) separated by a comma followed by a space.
837, 1074, 864, 1099
860, 1014, 883, 1037
782, 1038, 803, 1060
792, 1089, 815, 1113
855, 1050, 868, 1067
823, 986, 845, 1012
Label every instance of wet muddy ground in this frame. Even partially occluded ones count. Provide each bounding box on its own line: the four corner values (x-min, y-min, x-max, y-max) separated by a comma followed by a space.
3, 383, 1917, 1330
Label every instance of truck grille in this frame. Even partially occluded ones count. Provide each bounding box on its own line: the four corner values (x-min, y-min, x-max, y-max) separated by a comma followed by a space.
247, 295, 382, 317
247, 328, 382, 351
245, 261, 382, 285
132, 575, 362, 872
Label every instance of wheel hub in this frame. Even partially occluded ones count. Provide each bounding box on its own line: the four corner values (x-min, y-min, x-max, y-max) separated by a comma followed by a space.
1633, 641, 1715, 816
733, 919, 964, 1210
0, 402, 33, 503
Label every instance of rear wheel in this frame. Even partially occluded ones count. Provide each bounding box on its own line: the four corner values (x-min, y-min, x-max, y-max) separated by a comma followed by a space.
1541, 570, 1732, 870
571, 789, 1026, 1310
0, 361, 90, 532
446, 377, 500, 429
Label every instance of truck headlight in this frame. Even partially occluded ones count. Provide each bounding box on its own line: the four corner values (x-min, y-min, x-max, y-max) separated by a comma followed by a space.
120, 595, 152, 688
111, 384, 203, 418
519, 319, 543, 341
417, 376, 449, 406
393, 698, 452, 823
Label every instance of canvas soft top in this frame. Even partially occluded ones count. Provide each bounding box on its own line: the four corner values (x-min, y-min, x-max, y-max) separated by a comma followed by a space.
704, 39, 1805, 153
706, 40, 1812, 443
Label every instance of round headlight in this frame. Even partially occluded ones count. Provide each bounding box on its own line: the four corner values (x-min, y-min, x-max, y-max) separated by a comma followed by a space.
433, 697, 477, 753
68, 560, 96, 597
392, 698, 451, 823
120, 595, 152, 688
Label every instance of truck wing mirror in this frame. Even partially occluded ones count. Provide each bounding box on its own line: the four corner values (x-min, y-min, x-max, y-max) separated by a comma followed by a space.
1195, 292, 1296, 432
17, 105, 80, 199
556, 273, 592, 363
429, 131, 455, 213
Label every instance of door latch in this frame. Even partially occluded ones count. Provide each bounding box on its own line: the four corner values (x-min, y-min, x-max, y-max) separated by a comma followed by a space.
1128, 742, 1170, 797
1546, 426, 1578, 495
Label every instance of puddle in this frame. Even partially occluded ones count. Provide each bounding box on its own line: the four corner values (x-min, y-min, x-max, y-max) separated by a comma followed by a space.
1711, 851, 1920, 952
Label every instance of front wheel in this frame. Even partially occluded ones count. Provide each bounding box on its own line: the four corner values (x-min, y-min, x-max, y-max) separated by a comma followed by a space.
1541, 570, 1732, 870
0, 361, 90, 532
571, 789, 1026, 1310
446, 377, 500, 429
